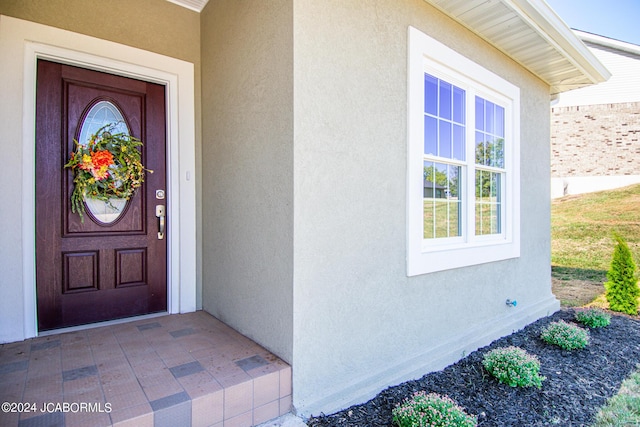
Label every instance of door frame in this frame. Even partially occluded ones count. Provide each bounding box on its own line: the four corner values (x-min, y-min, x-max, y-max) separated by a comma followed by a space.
5, 16, 196, 338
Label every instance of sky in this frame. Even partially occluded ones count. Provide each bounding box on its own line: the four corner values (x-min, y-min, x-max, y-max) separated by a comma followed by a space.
544, 0, 640, 46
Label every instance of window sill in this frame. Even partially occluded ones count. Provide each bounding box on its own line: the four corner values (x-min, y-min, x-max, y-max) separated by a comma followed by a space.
408, 238, 520, 276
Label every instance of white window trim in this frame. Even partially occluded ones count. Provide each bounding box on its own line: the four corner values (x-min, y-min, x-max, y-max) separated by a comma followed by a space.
407, 26, 520, 276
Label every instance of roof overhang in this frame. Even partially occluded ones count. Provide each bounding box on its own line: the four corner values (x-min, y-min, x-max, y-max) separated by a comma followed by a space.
575, 30, 640, 56
424, 0, 611, 95
171, 0, 609, 94
166, 0, 209, 13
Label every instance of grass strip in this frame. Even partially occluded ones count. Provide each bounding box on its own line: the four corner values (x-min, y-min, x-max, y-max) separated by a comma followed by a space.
592, 367, 640, 426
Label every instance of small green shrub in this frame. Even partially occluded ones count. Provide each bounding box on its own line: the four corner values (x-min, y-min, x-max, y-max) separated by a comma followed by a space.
575, 308, 611, 328
540, 320, 590, 350
482, 346, 545, 388
605, 234, 640, 315
392, 391, 477, 427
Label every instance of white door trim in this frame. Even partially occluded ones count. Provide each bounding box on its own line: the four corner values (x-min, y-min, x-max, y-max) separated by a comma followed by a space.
2, 16, 196, 338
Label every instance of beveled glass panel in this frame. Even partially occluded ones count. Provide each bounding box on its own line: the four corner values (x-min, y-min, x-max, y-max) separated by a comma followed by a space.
78, 101, 128, 147
78, 101, 131, 225
85, 198, 128, 224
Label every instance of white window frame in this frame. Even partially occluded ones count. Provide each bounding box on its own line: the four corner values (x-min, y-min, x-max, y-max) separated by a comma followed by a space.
407, 26, 520, 276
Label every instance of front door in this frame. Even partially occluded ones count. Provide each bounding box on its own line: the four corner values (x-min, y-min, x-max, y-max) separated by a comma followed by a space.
36, 60, 167, 331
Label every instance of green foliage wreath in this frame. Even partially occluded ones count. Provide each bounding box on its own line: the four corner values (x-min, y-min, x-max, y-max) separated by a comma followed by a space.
64, 123, 151, 220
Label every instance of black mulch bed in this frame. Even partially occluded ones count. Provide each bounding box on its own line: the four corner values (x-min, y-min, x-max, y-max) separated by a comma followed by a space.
307, 309, 640, 427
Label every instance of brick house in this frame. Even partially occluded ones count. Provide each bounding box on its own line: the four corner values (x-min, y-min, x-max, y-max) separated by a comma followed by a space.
551, 31, 640, 198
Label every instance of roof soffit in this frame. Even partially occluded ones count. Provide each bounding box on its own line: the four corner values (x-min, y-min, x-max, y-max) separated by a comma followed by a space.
166, 0, 610, 95
423, 0, 611, 94
166, 0, 209, 13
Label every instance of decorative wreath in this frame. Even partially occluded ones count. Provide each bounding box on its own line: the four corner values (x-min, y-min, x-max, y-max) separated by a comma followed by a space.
64, 123, 151, 220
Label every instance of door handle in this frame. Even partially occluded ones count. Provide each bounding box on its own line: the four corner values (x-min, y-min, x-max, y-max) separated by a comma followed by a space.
155, 205, 165, 240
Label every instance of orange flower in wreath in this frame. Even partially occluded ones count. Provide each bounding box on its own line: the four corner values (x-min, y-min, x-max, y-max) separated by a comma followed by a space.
79, 149, 114, 181
90, 150, 115, 180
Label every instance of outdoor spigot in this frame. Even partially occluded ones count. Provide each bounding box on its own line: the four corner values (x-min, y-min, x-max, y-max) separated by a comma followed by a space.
506, 299, 517, 307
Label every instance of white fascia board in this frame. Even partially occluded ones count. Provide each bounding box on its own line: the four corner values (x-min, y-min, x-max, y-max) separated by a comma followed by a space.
575, 30, 640, 56
508, 0, 611, 87
165, 0, 208, 13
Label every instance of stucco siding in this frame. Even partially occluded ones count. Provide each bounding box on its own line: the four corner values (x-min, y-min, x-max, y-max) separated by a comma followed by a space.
0, 0, 200, 63
292, 0, 557, 415
200, 0, 294, 362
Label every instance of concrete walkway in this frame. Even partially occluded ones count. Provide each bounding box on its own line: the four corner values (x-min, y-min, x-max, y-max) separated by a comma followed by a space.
258, 413, 308, 426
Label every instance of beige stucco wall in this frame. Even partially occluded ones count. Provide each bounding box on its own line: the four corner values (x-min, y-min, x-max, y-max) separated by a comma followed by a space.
200, 0, 294, 362
291, 0, 557, 415
0, 0, 202, 343
0, 0, 200, 63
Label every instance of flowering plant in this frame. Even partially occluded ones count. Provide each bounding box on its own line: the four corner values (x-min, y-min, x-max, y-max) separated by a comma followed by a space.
575, 308, 611, 328
540, 320, 590, 350
482, 346, 545, 388
392, 391, 477, 427
64, 123, 151, 219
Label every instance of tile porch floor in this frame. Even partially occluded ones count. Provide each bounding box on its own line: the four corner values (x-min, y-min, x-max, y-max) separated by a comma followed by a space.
0, 311, 292, 427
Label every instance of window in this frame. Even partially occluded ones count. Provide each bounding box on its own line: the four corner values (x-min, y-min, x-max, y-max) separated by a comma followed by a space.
407, 27, 520, 276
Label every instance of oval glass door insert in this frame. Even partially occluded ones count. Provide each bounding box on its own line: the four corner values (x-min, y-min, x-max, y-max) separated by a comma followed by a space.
79, 101, 130, 225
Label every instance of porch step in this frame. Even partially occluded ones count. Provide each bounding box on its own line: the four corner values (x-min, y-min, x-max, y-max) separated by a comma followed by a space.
0, 311, 292, 427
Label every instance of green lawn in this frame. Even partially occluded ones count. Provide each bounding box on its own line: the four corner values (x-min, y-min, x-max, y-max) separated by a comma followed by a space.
552, 184, 640, 283
593, 368, 640, 427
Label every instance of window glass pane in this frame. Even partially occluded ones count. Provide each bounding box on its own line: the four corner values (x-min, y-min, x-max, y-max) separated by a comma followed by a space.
424, 162, 462, 239
439, 81, 452, 120
475, 131, 487, 166
495, 104, 504, 138
424, 161, 435, 239
424, 73, 438, 115
493, 137, 505, 168
453, 87, 465, 124
485, 100, 495, 134
475, 169, 485, 201
475, 97, 484, 131
424, 116, 437, 155
453, 124, 465, 161
476, 97, 506, 169
438, 121, 451, 158
475, 170, 502, 235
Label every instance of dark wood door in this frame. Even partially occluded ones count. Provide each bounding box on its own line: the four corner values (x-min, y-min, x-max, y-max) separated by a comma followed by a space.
36, 60, 167, 331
